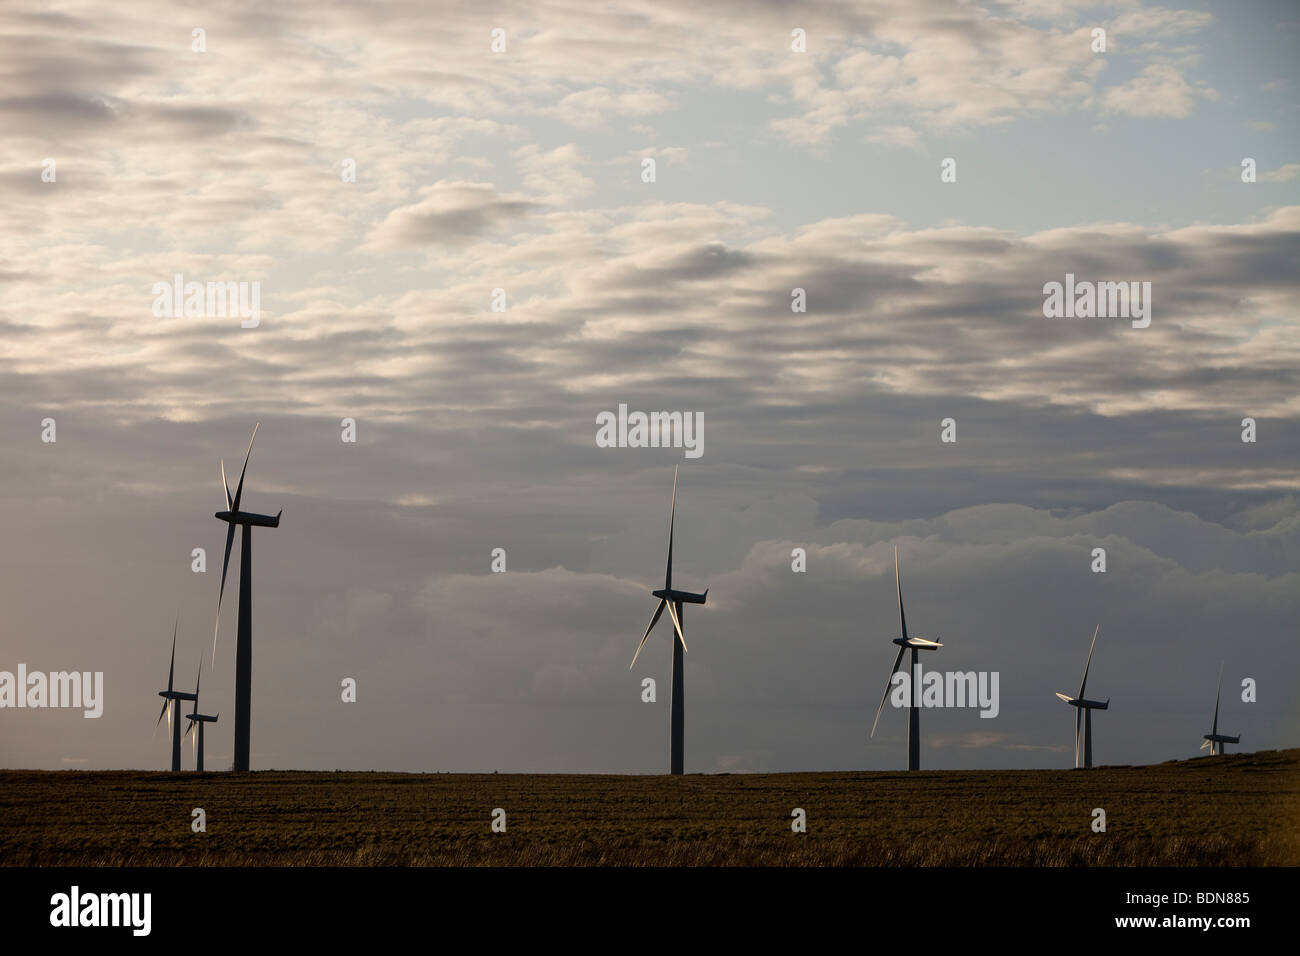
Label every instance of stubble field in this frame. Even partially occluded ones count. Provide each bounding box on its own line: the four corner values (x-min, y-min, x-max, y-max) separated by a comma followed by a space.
3, 749, 1297, 866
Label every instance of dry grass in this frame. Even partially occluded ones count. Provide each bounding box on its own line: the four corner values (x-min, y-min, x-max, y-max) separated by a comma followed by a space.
3, 749, 1297, 866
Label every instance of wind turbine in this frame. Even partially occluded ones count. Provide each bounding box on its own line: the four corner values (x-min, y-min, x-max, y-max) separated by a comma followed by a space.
213, 422, 281, 772
184, 663, 220, 771
1200, 662, 1240, 756
629, 466, 708, 775
871, 546, 943, 771
155, 621, 197, 771
1056, 625, 1109, 768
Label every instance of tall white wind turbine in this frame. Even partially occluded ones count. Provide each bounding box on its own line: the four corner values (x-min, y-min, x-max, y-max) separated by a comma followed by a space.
870, 546, 943, 771
1056, 625, 1109, 768
629, 466, 708, 775
1200, 662, 1240, 755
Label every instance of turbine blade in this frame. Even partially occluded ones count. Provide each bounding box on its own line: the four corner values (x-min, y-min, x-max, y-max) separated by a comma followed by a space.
1200, 738, 1212, 750
1055, 692, 1074, 703
895, 545, 909, 643
212, 522, 236, 666
230, 423, 259, 515
665, 466, 677, 590
1212, 661, 1222, 736
221, 459, 232, 511
1078, 624, 1099, 699
871, 645, 908, 737
1075, 708, 1082, 767
630, 600, 667, 669
168, 619, 177, 693
664, 599, 687, 652
155, 698, 168, 728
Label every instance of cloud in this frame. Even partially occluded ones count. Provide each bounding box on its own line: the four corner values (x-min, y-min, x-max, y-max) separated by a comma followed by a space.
512, 144, 596, 203
863, 124, 922, 149
1260, 163, 1300, 183
543, 87, 673, 128
0, 1, 1218, 159
363, 181, 542, 250
6, 201, 1299, 457
1103, 62, 1215, 117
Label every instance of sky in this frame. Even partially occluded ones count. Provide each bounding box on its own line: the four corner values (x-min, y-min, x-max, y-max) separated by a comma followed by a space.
1, 0, 1297, 772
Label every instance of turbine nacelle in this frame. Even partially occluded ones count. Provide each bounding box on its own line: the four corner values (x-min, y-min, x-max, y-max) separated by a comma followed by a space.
158, 690, 198, 702
186, 713, 219, 723
1203, 733, 1240, 744
892, 636, 942, 649
652, 588, 708, 605
1055, 693, 1109, 710
214, 509, 282, 528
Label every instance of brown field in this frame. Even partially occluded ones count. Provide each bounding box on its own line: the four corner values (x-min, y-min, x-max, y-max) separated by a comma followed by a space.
3, 749, 1298, 866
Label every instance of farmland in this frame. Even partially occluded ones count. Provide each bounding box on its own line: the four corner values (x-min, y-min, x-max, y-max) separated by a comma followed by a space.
3, 749, 1297, 866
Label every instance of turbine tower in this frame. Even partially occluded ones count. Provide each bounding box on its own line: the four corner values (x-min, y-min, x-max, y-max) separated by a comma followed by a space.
1200, 662, 1240, 755
871, 546, 943, 771
629, 466, 708, 775
213, 423, 281, 772
155, 622, 197, 772
1056, 625, 1109, 768
184, 663, 220, 771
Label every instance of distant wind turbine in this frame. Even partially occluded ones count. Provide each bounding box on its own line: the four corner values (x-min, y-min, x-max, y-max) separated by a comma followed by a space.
629, 466, 708, 775
1056, 625, 1109, 768
213, 423, 281, 772
184, 662, 219, 771
871, 546, 943, 771
1201, 662, 1240, 755
155, 621, 197, 772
